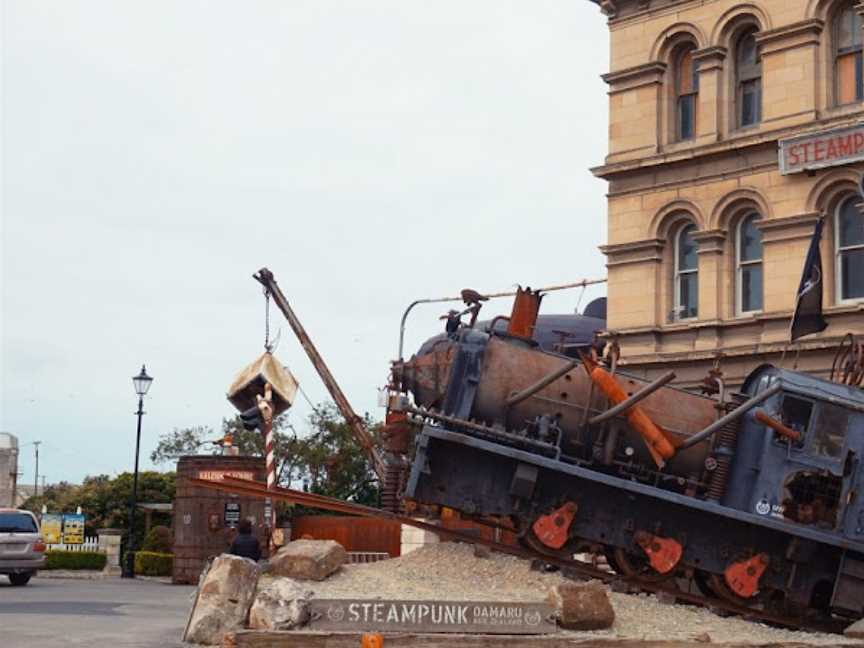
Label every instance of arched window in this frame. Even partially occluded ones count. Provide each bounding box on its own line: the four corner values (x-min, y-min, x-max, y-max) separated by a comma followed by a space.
674, 223, 699, 319
675, 45, 699, 140
735, 28, 762, 127
835, 4, 863, 105
836, 196, 864, 302
736, 213, 763, 313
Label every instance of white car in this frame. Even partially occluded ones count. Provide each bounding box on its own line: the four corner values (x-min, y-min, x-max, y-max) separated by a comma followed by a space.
0, 508, 46, 585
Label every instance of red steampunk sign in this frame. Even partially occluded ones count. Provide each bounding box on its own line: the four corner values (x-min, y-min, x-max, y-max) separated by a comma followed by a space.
779, 123, 864, 175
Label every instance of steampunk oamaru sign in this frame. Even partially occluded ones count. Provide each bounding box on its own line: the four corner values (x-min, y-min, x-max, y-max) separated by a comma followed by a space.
308, 599, 557, 635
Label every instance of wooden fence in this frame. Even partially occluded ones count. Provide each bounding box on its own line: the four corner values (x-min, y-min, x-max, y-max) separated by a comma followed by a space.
291, 516, 401, 557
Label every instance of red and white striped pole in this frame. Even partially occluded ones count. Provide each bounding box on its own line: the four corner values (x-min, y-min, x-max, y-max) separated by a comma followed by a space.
257, 383, 277, 552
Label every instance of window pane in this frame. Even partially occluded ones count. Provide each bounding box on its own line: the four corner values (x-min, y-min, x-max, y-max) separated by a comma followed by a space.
839, 197, 864, 246
840, 248, 864, 300
838, 7, 862, 49
741, 80, 761, 126
678, 50, 694, 94
838, 52, 860, 104
739, 214, 762, 261
738, 32, 757, 68
813, 404, 849, 459
741, 265, 763, 312
679, 273, 698, 318
678, 95, 695, 139
678, 225, 697, 270
857, 51, 863, 100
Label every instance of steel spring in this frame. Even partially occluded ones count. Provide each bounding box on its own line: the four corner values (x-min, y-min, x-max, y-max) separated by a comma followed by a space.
706, 417, 741, 501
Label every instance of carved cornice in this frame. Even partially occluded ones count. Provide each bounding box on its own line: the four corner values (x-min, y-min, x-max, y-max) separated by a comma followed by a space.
758, 212, 821, 244
693, 46, 727, 72
755, 19, 824, 56
600, 238, 665, 267
602, 61, 667, 94
692, 228, 727, 254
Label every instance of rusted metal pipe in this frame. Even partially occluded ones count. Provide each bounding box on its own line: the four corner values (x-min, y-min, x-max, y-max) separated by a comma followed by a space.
505, 360, 580, 407
677, 383, 782, 451
754, 409, 802, 442
588, 371, 676, 425
397, 277, 607, 360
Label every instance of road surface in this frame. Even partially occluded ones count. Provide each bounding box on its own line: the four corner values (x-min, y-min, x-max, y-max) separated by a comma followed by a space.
0, 576, 196, 647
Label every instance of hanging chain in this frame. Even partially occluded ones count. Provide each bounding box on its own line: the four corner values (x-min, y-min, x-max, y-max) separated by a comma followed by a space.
264, 287, 272, 353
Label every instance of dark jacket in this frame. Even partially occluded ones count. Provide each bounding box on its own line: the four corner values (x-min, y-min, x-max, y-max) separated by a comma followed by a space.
229, 533, 261, 561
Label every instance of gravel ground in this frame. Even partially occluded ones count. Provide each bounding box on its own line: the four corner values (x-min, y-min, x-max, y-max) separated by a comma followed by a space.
275, 542, 863, 646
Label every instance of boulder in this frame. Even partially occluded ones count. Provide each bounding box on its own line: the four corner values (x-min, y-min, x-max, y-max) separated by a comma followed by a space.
845, 617, 864, 638
269, 539, 346, 581
185, 554, 261, 645
546, 581, 615, 631
248, 578, 313, 630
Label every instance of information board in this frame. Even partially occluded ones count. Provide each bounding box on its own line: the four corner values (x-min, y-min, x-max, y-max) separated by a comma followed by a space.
41, 514, 62, 544
62, 514, 85, 544
224, 502, 241, 526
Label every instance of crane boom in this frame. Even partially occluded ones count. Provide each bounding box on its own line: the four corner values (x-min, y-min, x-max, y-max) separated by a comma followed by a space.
252, 268, 387, 482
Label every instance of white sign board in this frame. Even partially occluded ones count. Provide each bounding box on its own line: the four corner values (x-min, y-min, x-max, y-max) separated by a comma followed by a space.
779, 124, 864, 175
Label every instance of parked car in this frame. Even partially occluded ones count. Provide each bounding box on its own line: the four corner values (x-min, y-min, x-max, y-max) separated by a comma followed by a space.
0, 508, 46, 585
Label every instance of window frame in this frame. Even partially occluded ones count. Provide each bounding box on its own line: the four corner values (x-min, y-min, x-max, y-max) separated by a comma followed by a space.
735, 212, 764, 315
834, 3, 863, 105
735, 28, 762, 129
673, 223, 699, 321
675, 45, 699, 141
835, 195, 864, 304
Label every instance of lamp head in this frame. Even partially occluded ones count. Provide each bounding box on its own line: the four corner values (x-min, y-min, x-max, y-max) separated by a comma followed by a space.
132, 365, 153, 396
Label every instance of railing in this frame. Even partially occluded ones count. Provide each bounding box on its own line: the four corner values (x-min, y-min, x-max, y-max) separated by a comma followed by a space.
347, 551, 391, 564
46, 536, 101, 553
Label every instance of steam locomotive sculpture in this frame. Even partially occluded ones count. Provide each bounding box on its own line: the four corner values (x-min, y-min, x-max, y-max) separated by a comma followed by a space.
384, 288, 864, 619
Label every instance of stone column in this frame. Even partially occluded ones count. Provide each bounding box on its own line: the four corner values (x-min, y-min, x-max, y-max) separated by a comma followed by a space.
97, 528, 123, 577
693, 47, 726, 143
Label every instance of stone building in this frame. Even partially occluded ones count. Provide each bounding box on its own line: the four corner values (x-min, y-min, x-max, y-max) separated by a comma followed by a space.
0, 433, 19, 508
587, 0, 864, 388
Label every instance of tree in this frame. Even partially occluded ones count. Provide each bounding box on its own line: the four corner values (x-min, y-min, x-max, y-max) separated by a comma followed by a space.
22, 471, 175, 541
150, 404, 381, 510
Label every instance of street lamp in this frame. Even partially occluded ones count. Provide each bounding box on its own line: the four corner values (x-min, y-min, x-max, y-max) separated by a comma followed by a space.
123, 365, 153, 579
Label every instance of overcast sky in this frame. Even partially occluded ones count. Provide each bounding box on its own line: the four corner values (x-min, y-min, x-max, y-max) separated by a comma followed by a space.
1, 1, 609, 486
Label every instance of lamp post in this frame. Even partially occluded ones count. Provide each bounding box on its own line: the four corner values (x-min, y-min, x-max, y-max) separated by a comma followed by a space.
123, 365, 153, 579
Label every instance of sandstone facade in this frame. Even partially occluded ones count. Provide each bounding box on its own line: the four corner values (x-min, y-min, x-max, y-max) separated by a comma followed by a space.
586, 0, 864, 388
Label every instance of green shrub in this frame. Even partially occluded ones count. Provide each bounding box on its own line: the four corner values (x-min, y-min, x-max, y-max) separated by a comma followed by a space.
44, 550, 107, 571
141, 525, 172, 553
134, 551, 173, 576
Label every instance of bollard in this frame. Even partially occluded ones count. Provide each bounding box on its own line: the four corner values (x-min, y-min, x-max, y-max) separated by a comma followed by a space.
361, 633, 384, 648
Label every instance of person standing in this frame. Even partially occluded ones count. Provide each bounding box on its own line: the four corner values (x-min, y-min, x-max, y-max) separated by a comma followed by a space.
228, 519, 261, 561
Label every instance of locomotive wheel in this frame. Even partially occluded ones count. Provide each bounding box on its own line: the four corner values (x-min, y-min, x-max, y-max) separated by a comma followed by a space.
605, 546, 677, 584
693, 569, 718, 599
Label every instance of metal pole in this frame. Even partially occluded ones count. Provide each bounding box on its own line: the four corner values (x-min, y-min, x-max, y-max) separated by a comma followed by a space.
33, 441, 41, 498
677, 383, 782, 451
505, 360, 580, 407
397, 277, 607, 360
588, 371, 677, 425
123, 395, 144, 579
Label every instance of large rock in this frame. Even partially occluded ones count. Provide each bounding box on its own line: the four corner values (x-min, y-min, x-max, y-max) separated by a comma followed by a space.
546, 581, 615, 631
185, 554, 261, 645
248, 578, 313, 630
269, 539, 347, 581
845, 617, 864, 638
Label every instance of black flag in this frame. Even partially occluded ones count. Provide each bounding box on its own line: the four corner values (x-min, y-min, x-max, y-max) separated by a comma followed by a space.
790, 217, 828, 342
